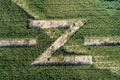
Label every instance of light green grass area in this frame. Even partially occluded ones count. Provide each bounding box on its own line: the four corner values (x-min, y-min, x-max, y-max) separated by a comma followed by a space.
0, 0, 120, 79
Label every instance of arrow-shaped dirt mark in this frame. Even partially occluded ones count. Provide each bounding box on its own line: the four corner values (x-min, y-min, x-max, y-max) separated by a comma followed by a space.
31, 20, 92, 66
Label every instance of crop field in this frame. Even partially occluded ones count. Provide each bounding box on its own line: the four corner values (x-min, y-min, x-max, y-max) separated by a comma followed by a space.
0, 0, 120, 80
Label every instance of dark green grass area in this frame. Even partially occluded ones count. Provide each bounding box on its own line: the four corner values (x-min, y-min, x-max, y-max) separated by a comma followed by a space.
25, 0, 108, 19
0, 0, 120, 79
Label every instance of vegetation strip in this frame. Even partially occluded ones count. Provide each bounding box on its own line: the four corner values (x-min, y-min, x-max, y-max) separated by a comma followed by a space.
0, 39, 36, 47
84, 38, 120, 46
32, 56, 92, 65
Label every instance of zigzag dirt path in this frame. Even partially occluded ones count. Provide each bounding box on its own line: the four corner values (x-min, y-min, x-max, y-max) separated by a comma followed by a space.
31, 20, 93, 65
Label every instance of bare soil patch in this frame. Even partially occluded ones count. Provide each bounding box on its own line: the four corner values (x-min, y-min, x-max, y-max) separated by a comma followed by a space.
84, 38, 120, 46
0, 39, 36, 47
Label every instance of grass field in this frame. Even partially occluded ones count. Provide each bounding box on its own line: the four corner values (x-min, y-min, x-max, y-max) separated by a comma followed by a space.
0, 0, 120, 79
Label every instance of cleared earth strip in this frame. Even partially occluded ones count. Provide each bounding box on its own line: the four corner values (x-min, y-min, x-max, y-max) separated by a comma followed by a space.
0, 39, 36, 47
33, 56, 92, 65
29, 20, 83, 28
84, 37, 120, 46
31, 20, 93, 65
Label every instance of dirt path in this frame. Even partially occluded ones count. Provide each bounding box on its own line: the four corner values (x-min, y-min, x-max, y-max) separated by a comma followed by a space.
0, 39, 36, 47
84, 38, 120, 46
31, 20, 86, 65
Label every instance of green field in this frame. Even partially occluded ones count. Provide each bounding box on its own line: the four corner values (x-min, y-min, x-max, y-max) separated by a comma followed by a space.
0, 0, 120, 79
